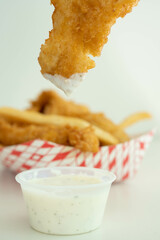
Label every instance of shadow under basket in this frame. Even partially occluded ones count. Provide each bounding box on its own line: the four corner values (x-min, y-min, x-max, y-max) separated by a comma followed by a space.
0, 130, 155, 182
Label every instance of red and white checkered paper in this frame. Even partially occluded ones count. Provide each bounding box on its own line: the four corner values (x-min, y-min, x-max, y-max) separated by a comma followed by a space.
0, 130, 154, 182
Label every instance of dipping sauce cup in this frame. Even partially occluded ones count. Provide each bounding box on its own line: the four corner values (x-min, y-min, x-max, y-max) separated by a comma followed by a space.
16, 167, 116, 235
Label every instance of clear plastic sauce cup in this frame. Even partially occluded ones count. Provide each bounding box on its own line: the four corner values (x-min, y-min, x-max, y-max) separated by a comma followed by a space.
16, 167, 116, 235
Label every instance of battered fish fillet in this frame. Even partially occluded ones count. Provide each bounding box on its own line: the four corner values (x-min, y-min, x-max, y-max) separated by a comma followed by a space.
28, 90, 89, 116
0, 118, 99, 152
39, 0, 139, 79
28, 90, 129, 143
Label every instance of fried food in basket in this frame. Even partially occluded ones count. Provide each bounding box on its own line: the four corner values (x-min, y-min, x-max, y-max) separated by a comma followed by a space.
0, 91, 151, 152
0, 107, 121, 152
28, 90, 129, 143
0, 107, 118, 145
39, 0, 139, 79
29, 90, 89, 116
0, 117, 99, 152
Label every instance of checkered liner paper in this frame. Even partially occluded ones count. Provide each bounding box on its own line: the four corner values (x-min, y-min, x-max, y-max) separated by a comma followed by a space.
0, 130, 154, 182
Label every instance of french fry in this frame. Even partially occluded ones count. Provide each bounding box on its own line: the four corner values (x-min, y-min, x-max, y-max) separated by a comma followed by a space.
80, 113, 130, 143
28, 90, 130, 143
119, 112, 152, 129
0, 107, 119, 146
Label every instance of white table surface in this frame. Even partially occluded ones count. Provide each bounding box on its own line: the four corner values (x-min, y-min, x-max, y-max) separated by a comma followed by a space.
0, 138, 160, 240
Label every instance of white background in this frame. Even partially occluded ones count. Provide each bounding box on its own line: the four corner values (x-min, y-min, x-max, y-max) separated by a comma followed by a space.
0, 0, 159, 128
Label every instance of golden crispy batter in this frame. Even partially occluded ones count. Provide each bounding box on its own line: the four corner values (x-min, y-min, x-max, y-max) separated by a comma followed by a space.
0, 118, 99, 152
28, 90, 89, 116
68, 126, 99, 152
0, 107, 118, 145
28, 90, 129, 142
39, 0, 139, 78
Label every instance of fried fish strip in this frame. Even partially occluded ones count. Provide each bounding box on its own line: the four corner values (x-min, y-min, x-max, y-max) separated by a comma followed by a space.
0, 118, 99, 152
0, 107, 118, 145
28, 90, 89, 116
39, 0, 139, 78
28, 90, 129, 142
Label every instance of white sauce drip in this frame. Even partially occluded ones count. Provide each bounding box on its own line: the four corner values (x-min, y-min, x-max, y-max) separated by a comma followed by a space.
43, 73, 85, 96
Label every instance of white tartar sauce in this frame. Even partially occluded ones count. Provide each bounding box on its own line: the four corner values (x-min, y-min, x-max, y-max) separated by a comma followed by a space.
22, 174, 109, 235
43, 73, 85, 95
